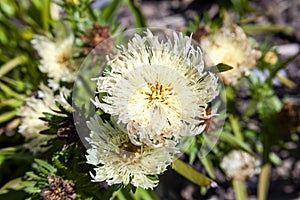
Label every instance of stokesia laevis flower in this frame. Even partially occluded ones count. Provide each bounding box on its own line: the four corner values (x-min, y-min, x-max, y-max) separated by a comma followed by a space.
18, 84, 73, 153
220, 150, 260, 180
92, 30, 219, 147
85, 115, 174, 189
31, 33, 76, 86
200, 25, 261, 85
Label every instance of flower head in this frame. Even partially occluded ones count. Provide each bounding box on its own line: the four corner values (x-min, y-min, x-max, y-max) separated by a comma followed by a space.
200, 25, 261, 85
18, 84, 72, 153
31, 33, 76, 84
93, 30, 219, 147
220, 150, 259, 180
85, 115, 174, 189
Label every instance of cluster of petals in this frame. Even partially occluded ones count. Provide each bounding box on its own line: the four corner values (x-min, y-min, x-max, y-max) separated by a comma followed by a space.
86, 30, 220, 188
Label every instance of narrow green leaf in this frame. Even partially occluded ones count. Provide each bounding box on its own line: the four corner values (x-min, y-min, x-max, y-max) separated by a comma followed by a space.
0, 177, 23, 194
0, 99, 23, 108
229, 114, 243, 141
34, 158, 57, 174
269, 152, 282, 166
116, 187, 137, 200
233, 179, 247, 200
275, 73, 296, 88
102, 0, 122, 21
242, 24, 293, 34
0, 146, 18, 156
172, 159, 216, 188
24, 186, 41, 194
25, 171, 43, 181
213, 132, 254, 155
0, 82, 25, 99
125, 0, 147, 28
266, 54, 299, 85
0, 55, 28, 78
135, 187, 159, 200
199, 155, 215, 179
0, 110, 17, 123
42, 0, 50, 31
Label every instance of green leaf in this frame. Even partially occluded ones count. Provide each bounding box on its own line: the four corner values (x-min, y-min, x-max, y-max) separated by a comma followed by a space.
135, 187, 159, 200
0, 99, 23, 108
206, 63, 233, 73
229, 114, 243, 141
41, 0, 51, 31
125, 0, 147, 28
242, 24, 293, 35
0, 147, 19, 156
172, 159, 216, 188
0, 110, 17, 123
0, 177, 23, 194
0, 55, 28, 79
214, 132, 254, 155
34, 159, 57, 174
199, 155, 215, 179
23, 186, 41, 194
25, 171, 43, 181
101, 0, 123, 21
269, 152, 282, 165
0, 82, 25, 99
275, 73, 296, 88
115, 187, 137, 200
266, 53, 299, 85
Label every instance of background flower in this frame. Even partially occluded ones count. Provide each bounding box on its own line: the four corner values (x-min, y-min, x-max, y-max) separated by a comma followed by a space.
18, 84, 72, 153
31, 33, 76, 85
200, 25, 261, 85
220, 150, 260, 180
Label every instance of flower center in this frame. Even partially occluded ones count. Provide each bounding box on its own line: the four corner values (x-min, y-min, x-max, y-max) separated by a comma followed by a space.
142, 82, 173, 104
119, 141, 142, 153
57, 53, 70, 64
119, 141, 142, 162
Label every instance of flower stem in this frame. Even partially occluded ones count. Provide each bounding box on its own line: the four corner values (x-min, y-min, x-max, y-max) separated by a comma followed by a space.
233, 179, 247, 200
258, 163, 271, 200
229, 114, 243, 141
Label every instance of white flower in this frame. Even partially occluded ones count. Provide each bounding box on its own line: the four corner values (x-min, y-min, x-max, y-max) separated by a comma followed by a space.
220, 150, 260, 180
200, 25, 261, 85
93, 30, 219, 147
31, 33, 76, 83
18, 84, 73, 153
85, 115, 174, 189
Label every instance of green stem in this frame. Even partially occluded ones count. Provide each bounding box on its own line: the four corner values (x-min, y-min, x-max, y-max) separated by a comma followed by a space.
276, 73, 296, 88
258, 163, 271, 200
233, 179, 247, 200
42, 0, 51, 31
229, 114, 244, 141
242, 25, 293, 34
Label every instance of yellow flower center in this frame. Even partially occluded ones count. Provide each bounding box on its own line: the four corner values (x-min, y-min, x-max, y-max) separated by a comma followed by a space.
57, 53, 70, 64
140, 82, 174, 105
119, 141, 142, 153
119, 141, 142, 162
